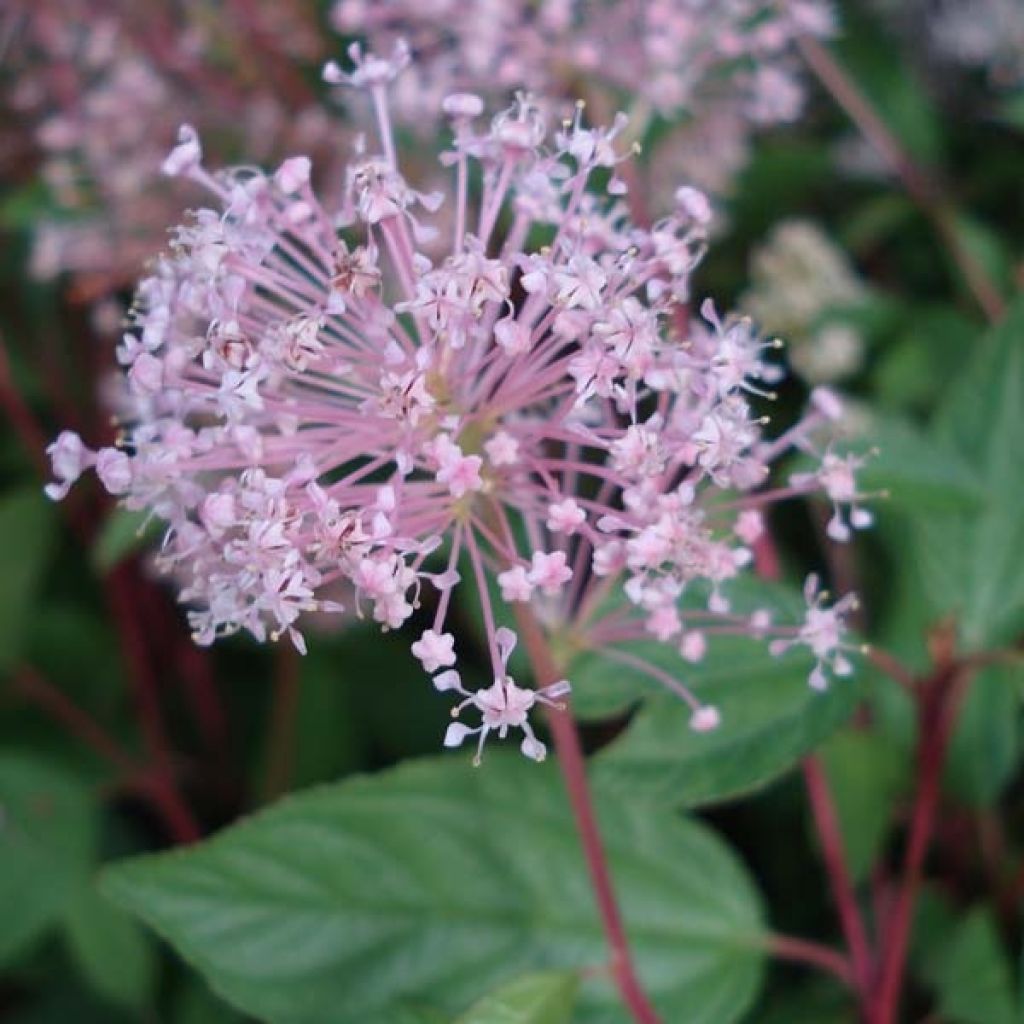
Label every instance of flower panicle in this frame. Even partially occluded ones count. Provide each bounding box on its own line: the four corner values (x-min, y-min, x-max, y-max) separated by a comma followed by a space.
47, 45, 867, 763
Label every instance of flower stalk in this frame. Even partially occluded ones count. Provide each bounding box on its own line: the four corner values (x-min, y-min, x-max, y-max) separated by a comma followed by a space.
796, 34, 1006, 324
512, 601, 662, 1024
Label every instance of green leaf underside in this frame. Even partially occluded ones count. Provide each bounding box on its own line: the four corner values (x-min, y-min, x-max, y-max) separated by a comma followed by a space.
0, 488, 58, 672
819, 733, 908, 880
63, 882, 157, 1010
570, 578, 808, 720
592, 666, 858, 809
842, 408, 983, 512
785, 404, 984, 514
103, 756, 765, 1024
0, 754, 97, 964
920, 907, 1017, 1024
91, 507, 162, 572
916, 296, 1024, 649
455, 970, 579, 1024
576, 579, 859, 807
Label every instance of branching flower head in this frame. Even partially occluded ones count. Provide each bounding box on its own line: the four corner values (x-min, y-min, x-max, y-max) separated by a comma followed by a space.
742, 220, 867, 385
329, 0, 836, 201
48, 46, 866, 762
12, 2, 337, 295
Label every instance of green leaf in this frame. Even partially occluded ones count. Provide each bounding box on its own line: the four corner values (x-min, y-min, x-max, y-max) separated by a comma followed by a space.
171, 978, 246, 1024
915, 297, 1024, 648
829, 407, 984, 513
996, 89, 1024, 132
0, 754, 97, 964
945, 214, 1014, 299
455, 971, 579, 1024
91, 507, 162, 573
944, 666, 1022, 807
103, 755, 766, 1024
872, 305, 975, 413
921, 908, 1016, 1024
817, 732, 908, 880
569, 579, 802, 722
0, 181, 53, 230
837, 16, 944, 165
3, 985, 137, 1024
840, 194, 917, 255
0, 488, 58, 672
582, 580, 859, 807
258, 642, 367, 794
63, 881, 157, 1010
749, 980, 855, 1024
592, 673, 858, 809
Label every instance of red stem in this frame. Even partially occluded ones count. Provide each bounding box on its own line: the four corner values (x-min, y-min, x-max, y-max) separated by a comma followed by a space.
175, 637, 229, 751
513, 604, 662, 1024
1, 330, 202, 842
866, 646, 917, 692
13, 667, 137, 774
797, 35, 1005, 324
12, 667, 199, 844
104, 566, 201, 842
752, 533, 781, 581
767, 933, 854, 989
105, 567, 174, 764
262, 644, 301, 801
803, 757, 873, 997
872, 669, 964, 1023
756, 517, 873, 1002
0, 334, 55, 480
138, 776, 202, 844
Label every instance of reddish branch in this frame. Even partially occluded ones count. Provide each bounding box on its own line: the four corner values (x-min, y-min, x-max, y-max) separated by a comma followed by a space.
0, 330, 202, 843
0, 336, 55, 480
803, 756, 873, 997
767, 933, 854, 989
262, 644, 302, 801
12, 667, 199, 843
797, 35, 1006, 324
513, 604, 662, 1024
103, 568, 202, 842
872, 665, 966, 1023
14, 667, 137, 773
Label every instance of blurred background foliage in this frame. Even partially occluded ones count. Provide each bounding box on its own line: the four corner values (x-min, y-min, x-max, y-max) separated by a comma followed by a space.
0, 1, 1022, 1022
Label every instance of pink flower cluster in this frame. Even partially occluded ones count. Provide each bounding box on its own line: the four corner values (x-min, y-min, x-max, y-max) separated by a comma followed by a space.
330, 0, 835, 197
47, 47, 865, 763
11, 1, 336, 293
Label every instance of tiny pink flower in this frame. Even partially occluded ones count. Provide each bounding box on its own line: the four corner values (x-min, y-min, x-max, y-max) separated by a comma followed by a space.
690, 706, 721, 732
494, 317, 532, 355
484, 431, 520, 467
680, 631, 708, 663
497, 565, 534, 603
435, 628, 570, 765
528, 551, 573, 595
95, 448, 132, 495
647, 604, 682, 642
675, 185, 713, 226
45, 431, 91, 500
161, 123, 201, 178
411, 629, 457, 673
274, 156, 312, 195
128, 352, 163, 395
432, 436, 484, 498
200, 493, 237, 536
546, 499, 585, 535
734, 509, 764, 544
